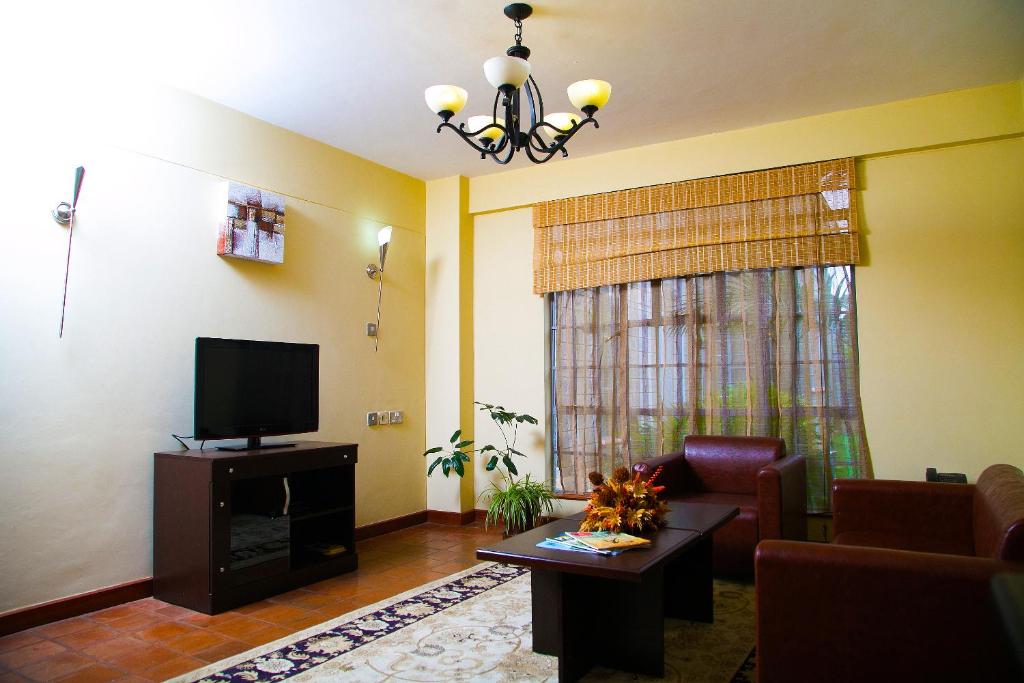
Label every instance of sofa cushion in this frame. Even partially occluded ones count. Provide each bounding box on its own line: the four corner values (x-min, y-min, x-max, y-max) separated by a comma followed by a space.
973, 464, 1024, 561
834, 531, 975, 557
684, 436, 785, 495
667, 490, 757, 510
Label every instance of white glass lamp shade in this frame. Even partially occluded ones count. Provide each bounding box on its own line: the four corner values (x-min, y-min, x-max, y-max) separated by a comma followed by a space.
483, 56, 531, 90
424, 85, 468, 115
466, 115, 505, 142
567, 79, 612, 111
377, 226, 393, 246
544, 112, 581, 136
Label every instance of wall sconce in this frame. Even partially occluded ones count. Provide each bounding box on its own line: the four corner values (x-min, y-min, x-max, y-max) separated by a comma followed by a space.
54, 166, 85, 339
366, 226, 393, 352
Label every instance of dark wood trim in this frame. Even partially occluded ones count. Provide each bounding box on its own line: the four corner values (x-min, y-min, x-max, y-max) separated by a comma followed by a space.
426, 509, 476, 526
2, 508, 439, 636
355, 510, 428, 540
0, 578, 152, 637
474, 510, 557, 529
553, 493, 590, 501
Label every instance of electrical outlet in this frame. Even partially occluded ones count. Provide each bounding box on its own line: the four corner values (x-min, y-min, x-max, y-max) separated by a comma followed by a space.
378, 411, 391, 425
390, 411, 403, 424
366, 322, 378, 337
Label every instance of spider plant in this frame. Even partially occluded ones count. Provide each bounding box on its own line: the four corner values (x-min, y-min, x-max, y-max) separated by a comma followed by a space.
481, 473, 555, 536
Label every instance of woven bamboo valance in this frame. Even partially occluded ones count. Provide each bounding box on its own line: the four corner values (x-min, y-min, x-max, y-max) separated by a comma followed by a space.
533, 157, 859, 294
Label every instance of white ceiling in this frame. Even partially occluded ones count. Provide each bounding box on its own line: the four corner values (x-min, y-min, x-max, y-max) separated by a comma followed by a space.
21, 0, 1024, 180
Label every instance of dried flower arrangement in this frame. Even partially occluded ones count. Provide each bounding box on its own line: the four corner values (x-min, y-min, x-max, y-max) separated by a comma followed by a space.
579, 465, 670, 534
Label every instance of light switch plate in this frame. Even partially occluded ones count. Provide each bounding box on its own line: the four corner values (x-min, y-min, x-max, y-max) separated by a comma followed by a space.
366, 411, 378, 426
378, 411, 391, 425
390, 411, 403, 424
366, 322, 378, 337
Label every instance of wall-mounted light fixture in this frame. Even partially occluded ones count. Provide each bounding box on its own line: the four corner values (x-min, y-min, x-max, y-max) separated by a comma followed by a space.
54, 166, 85, 339
366, 226, 393, 352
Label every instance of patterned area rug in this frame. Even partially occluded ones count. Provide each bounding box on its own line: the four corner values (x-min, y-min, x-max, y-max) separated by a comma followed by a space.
172, 563, 755, 682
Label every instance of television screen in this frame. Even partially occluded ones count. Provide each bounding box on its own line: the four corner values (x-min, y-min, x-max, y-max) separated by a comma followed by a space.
194, 337, 319, 442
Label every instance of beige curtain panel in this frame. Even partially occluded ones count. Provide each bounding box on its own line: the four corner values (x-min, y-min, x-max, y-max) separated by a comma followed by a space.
551, 266, 873, 512
533, 158, 859, 294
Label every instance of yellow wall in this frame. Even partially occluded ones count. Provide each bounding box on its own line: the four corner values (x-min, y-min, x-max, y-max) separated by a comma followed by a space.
0, 82, 427, 613
2, 72, 1022, 615
468, 82, 1024, 492
469, 81, 1023, 213
424, 176, 474, 512
857, 139, 1024, 480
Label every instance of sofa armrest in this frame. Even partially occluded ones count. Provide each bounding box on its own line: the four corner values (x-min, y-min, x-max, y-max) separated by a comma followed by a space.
832, 479, 976, 546
632, 450, 688, 496
757, 454, 806, 540
756, 540, 1018, 683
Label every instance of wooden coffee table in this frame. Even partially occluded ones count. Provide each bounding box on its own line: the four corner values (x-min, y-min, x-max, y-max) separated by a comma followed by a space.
477, 504, 737, 682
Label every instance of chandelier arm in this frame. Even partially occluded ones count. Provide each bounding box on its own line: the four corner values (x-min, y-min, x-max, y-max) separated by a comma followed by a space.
523, 117, 598, 163
528, 128, 554, 153
528, 74, 544, 123
490, 138, 517, 165
507, 89, 522, 148
436, 121, 509, 157
524, 80, 538, 130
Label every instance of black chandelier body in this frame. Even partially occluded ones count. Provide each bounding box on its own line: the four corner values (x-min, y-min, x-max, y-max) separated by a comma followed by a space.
425, 3, 610, 165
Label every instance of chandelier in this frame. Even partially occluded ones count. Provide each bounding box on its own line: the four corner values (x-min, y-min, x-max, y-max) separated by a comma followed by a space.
423, 3, 611, 165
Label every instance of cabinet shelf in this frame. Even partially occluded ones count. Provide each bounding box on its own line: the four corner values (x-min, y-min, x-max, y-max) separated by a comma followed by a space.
290, 505, 354, 523
154, 441, 358, 614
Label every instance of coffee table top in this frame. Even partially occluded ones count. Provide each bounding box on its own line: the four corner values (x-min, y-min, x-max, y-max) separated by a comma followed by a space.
566, 502, 738, 535
476, 519, 700, 582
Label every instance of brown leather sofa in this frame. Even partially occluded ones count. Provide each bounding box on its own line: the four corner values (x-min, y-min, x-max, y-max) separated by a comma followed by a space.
756, 464, 1024, 683
633, 435, 806, 575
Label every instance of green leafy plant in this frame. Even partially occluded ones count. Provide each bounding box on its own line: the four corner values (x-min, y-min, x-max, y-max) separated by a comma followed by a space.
421, 402, 538, 478
422, 401, 554, 536
482, 474, 555, 536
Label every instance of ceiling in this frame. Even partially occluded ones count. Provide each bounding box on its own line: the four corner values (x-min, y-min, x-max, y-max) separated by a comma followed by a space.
25, 0, 1024, 180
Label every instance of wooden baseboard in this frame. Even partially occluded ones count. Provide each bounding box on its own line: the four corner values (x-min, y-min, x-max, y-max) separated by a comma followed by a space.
2, 510, 439, 636
0, 578, 153, 637
426, 509, 476, 526
354, 510, 428, 540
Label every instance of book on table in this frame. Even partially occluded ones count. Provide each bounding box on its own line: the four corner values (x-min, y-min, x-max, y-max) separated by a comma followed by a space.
568, 531, 651, 551
537, 533, 623, 555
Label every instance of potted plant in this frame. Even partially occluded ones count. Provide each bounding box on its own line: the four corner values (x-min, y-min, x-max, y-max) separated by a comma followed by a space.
423, 402, 555, 536
482, 473, 555, 536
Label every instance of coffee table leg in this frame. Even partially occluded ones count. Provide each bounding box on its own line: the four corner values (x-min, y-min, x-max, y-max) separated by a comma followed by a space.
665, 534, 714, 622
531, 569, 593, 681
531, 569, 559, 656
531, 568, 665, 682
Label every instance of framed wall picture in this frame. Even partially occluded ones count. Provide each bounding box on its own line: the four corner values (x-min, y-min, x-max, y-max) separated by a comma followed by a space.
217, 181, 285, 264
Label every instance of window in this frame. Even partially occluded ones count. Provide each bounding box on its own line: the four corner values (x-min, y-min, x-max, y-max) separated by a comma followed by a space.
549, 265, 871, 513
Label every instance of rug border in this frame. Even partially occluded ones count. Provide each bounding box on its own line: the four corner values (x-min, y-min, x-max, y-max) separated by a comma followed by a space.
169, 561, 502, 682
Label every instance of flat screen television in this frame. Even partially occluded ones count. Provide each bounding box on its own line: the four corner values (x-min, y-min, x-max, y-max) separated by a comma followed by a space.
194, 337, 319, 450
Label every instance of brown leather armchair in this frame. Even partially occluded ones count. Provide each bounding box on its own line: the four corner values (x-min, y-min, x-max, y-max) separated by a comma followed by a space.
756, 464, 1024, 683
633, 435, 806, 575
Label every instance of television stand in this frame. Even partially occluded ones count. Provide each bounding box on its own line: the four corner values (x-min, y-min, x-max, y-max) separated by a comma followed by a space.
216, 437, 297, 451
154, 441, 358, 614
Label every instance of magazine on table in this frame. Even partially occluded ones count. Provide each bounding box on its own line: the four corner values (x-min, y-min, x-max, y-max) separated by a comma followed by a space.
537, 533, 623, 555
567, 531, 652, 551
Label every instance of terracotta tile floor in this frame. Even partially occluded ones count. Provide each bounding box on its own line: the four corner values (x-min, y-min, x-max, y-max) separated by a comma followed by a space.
0, 522, 503, 682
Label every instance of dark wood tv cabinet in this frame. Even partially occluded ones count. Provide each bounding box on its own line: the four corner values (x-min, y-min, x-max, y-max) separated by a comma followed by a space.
154, 441, 358, 614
